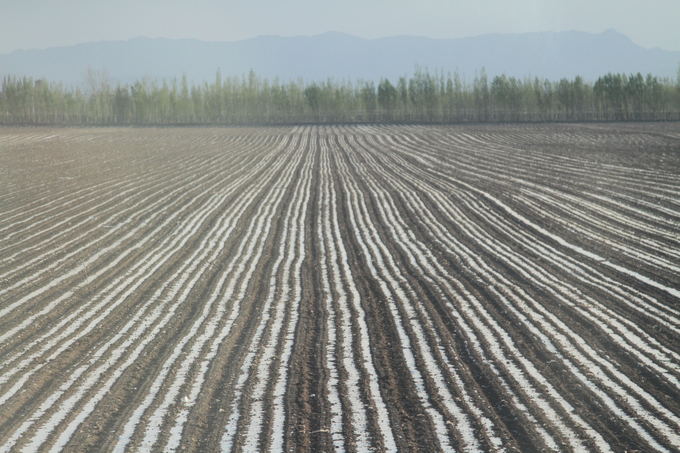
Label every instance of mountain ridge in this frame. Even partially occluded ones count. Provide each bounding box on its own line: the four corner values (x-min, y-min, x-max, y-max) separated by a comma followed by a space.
1, 30, 678, 86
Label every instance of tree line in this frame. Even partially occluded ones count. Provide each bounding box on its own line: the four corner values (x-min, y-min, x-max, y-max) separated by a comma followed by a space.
1, 68, 679, 125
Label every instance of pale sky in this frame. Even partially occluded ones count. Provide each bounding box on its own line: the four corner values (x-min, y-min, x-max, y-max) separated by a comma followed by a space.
1, 0, 679, 53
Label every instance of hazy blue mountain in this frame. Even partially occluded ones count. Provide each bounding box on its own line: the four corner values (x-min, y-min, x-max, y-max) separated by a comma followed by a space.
1, 30, 679, 85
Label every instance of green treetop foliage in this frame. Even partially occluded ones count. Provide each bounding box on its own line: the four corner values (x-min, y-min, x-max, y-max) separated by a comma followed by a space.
0, 69, 679, 125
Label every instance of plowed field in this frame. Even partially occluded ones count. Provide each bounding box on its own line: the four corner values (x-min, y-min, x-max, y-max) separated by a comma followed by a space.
1, 124, 679, 452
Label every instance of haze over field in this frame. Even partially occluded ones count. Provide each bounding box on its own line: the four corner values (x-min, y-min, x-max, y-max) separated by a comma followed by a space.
1, 30, 680, 85
2, 0, 680, 54
1, 0, 680, 85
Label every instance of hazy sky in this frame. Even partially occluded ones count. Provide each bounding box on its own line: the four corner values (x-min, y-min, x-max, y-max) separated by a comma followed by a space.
1, 0, 679, 53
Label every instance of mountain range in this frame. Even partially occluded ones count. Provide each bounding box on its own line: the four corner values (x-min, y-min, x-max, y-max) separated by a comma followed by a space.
1, 30, 679, 86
